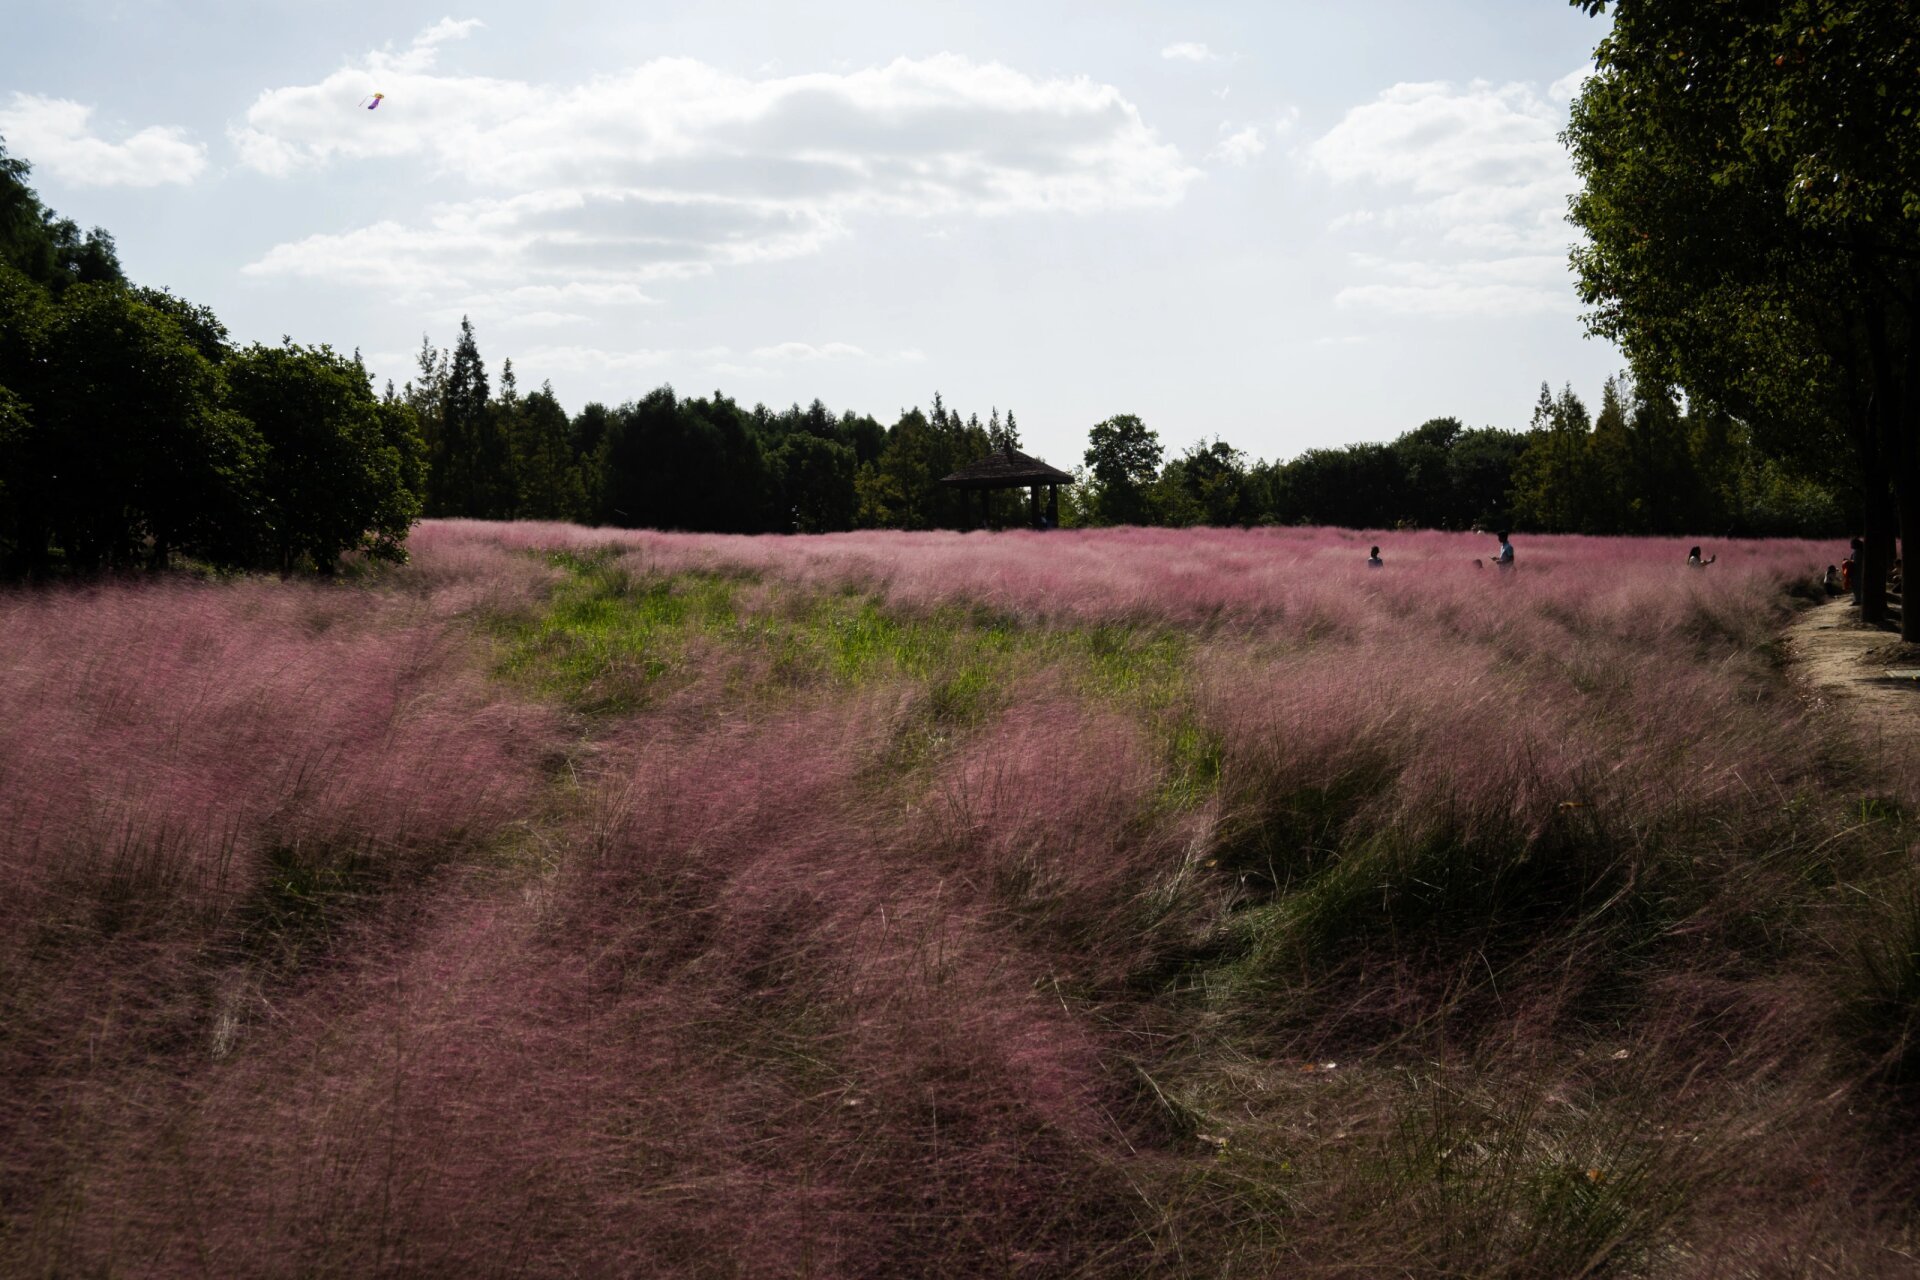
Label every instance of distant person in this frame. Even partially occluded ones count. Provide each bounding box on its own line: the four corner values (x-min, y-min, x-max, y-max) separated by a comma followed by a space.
1493, 532, 1515, 570
1848, 536, 1865, 604
1367, 545, 1383, 568
1687, 545, 1716, 568
1892, 558, 1904, 593
1823, 565, 1842, 597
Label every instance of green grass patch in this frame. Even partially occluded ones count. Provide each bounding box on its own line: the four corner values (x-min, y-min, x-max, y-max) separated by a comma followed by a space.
498, 553, 1198, 752
496, 551, 743, 711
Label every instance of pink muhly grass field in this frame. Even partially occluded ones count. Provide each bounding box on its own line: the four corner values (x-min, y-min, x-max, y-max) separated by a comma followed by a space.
5, 520, 1910, 1277
425, 517, 1833, 629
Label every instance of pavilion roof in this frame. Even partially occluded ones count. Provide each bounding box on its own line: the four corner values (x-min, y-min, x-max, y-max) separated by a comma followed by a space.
938, 447, 1076, 490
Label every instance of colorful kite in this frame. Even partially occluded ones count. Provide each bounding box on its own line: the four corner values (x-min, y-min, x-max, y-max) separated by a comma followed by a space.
359, 93, 385, 110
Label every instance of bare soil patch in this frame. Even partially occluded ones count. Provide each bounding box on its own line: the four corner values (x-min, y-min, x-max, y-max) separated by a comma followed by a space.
1787, 598, 1920, 772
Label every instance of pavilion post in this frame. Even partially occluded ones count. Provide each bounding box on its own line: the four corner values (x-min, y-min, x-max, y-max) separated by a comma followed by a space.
1048, 485, 1059, 528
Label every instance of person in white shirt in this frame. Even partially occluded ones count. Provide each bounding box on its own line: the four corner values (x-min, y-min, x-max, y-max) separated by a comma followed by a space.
1493, 532, 1515, 570
1367, 546, 1383, 568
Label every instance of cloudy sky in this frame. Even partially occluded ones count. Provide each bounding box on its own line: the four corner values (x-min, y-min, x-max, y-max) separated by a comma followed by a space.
3, 0, 1618, 466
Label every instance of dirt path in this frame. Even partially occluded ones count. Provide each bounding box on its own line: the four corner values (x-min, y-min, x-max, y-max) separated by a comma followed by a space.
1785, 598, 1920, 784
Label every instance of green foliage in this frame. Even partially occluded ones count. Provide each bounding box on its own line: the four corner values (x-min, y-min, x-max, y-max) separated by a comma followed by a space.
0, 143, 429, 579
772, 431, 857, 532
1, 273, 263, 574
1152, 438, 1252, 527
435, 317, 512, 518
223, 342, 424, 573
1084, 414, 1164, 525
391, 320, 1838, 537
507, 378, 588, 521
1510, 383, 1597, 533
0, 138, 123, 293
1272, 440, 1407, 528
1564, 0, 1917, 619
595, 386, 773, 531
1507, 375, 1849, 538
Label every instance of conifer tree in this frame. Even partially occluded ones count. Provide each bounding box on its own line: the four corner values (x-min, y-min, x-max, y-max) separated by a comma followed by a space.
513, 381, 586, 520
441, 317, 513, 517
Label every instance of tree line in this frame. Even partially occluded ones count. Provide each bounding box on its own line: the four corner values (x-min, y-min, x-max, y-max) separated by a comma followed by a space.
387, 309, 1844, 539
0, 141, 421, 577
1, 95, 1862, 581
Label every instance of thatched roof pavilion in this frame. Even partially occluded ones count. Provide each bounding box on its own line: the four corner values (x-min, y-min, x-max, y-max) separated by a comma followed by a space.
939, 447, 1075, 529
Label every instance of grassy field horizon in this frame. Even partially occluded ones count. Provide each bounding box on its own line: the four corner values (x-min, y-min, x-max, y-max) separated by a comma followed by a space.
5, 520, 1917, 1277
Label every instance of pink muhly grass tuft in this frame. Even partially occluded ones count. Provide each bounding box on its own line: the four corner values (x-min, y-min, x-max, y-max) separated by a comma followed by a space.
0, 568, 567, 1275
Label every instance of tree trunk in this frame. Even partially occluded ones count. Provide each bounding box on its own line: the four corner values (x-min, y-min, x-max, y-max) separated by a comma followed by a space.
1899, 295, 1920, 641
1863, 304, 1899, 628
1897, 480, 1919, 641
1865, 485, 1894, 626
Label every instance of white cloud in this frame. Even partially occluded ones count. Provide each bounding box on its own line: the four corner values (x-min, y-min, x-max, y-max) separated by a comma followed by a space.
0, 93, 205, 187
512, 343, 680, 374
1332, 254, 1577, 318
753, 341, 868, 361
1310, 79, 1568, 195
1273, 106, 1301, 137
751, 341, 923, 363
236, 25, 1198, 313
1310, 78, 1580, 318
371, 17, 485, 75
1162, 43, 1219, 63
245, 188, 840, 301
489, 309, 586, 328
494, 341, 922, 385
1549, 65, 1593, 105
1208, 123, 1267, 167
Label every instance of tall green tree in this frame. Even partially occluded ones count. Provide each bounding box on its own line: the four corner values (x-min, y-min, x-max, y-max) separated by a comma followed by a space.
1272, 442, 1405, 529
4, 278, 259, 574
512, 381, 587, 521
774, 432, 857, 532
435, 317, 512, 518
224, 342, 423, 574
0, 138, 122, 292
407, 335, 451, 512
1511, 383, 1598, 532
1083, 414, 1164, 525
597, 387, 770, 531
1388, 417, 1465, 529
1566, 0, 1920, 629
1154, 438, 1250, 526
